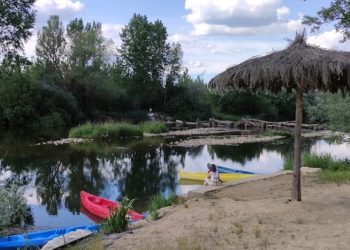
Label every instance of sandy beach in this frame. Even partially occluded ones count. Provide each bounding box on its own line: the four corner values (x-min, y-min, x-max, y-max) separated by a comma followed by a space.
107, 173, 350, 250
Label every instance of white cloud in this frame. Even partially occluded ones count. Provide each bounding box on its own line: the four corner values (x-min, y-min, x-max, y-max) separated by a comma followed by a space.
101, 23, 124, 45
185, 0, 301, 36
169, 33, 286, 79
23, 30, 37, 58
35, 0, 84, 26
308, 30, 350, 51
36, 0, 83, 14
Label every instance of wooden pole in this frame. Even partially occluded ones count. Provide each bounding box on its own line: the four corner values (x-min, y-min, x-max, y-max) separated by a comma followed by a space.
292, 85, 303, 201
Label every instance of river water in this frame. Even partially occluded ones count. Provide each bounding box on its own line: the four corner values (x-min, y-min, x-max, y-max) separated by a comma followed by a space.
0, 130, 349, 229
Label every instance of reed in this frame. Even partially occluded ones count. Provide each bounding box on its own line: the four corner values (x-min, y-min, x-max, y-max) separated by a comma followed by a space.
101, 198, 136, 233
69, 122, 143, 139
139, 121, 168, 134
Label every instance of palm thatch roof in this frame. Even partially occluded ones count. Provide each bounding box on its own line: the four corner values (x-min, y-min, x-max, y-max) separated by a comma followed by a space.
209, 32, 350, 93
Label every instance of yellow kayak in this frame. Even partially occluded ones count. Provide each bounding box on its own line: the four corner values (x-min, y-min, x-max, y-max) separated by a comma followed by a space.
179, 171, 253, 183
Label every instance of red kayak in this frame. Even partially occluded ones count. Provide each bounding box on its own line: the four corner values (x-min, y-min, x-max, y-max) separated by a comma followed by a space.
80, 191, 144, 221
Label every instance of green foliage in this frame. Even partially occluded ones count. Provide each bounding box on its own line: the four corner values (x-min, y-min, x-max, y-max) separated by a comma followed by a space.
148, 193, 177, 220
303, 153, 350, 183
305, 92, 350, 132
211, 90, 296, 122
0, 184, 33, 235
119, 14, 181, 110
68, 122, 143, 139
283, 156, 293, 170
303, 153, 334, 170
164, 72, 212, 121
303, 0, 350, 41
0, 0, 35, 57
101, 198, 135, 233
36, 15, 66, 81
139, 121, 168, 134
0, 68, 40, 127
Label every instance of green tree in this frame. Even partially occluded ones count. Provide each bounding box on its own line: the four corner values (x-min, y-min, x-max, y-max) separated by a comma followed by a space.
0, 67, 40, 127
119, 14, 174, 110
36, 15, 67, 82
66, 18, 108, 118
303, 0, 350, 41
164, 70, 212, 121
0, 0, 35, 56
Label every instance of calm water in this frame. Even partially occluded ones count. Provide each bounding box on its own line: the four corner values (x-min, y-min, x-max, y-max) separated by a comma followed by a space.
0, 130, 349, 229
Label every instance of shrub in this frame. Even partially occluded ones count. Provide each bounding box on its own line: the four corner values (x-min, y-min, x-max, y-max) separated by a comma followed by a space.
139, 121, 168, 134
101, 198, 136, 233
69, 122, 143, 139
148, 193, 177, 220
0, 185, 33, 235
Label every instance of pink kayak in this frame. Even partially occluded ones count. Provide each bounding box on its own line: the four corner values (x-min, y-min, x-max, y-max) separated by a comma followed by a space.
80, 191, 144, 221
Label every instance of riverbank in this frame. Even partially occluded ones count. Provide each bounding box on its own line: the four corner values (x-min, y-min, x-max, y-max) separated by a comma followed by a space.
106, 173, 350, 250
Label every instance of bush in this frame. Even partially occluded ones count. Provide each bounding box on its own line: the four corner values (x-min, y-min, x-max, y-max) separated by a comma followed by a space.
69, 122, 143, 139
0, 185, 33, 235
101, 198, 135, 233
139, 121, 168, 134
148, 193, 177, 220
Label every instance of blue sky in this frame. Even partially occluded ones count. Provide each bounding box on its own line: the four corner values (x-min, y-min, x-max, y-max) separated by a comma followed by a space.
25, 0, 350, 82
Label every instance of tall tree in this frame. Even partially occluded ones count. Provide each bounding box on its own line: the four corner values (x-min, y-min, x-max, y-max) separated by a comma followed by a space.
36, 15, 67, 81
66, 18, 108, 118
303, 0, 350, 41
0, 0, 35, 57
118, 14, 173, 110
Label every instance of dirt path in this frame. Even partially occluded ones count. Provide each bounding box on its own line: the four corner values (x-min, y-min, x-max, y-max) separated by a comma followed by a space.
107, 174, 350, 250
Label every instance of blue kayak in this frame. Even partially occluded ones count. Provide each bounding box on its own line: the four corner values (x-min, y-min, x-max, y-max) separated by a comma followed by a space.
0, 224, 98, 249
207, 163, 255, 174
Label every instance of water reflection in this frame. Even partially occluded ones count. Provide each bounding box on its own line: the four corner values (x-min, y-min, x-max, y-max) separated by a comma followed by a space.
0, 133, 349, 228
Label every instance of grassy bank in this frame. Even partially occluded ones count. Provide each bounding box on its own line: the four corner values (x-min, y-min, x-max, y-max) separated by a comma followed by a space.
139, 121, 168, 134
69, 121, 168, 139
284, 153, 350, 183
69, 122, 143, 139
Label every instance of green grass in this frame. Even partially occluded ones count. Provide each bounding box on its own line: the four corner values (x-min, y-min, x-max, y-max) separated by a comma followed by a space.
101, 198, 135, 234
303, 153, 334, 170
139, 121, 168, 134
318, 170, 350, 184
284, 153, 350, 183
68, 122, 143, 139
283, 156, 293, 170
148, 193, 178, 220
303, 153, 350, 183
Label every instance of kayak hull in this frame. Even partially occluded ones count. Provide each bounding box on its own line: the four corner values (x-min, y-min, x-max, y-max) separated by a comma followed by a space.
0, 225, 97, 250
179, 171, 253, 182
80, 191, 144, 221
207, 163, 255, 174
217, 166, 255, 174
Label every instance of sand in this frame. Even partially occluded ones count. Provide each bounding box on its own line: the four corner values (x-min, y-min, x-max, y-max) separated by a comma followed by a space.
107, 173, 350, 250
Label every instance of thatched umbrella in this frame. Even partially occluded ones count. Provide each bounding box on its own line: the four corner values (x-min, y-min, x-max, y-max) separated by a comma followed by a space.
209, 32, 350, 201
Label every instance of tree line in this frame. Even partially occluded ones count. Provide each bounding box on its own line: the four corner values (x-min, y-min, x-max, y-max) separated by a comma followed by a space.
1, 1, 350, 132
